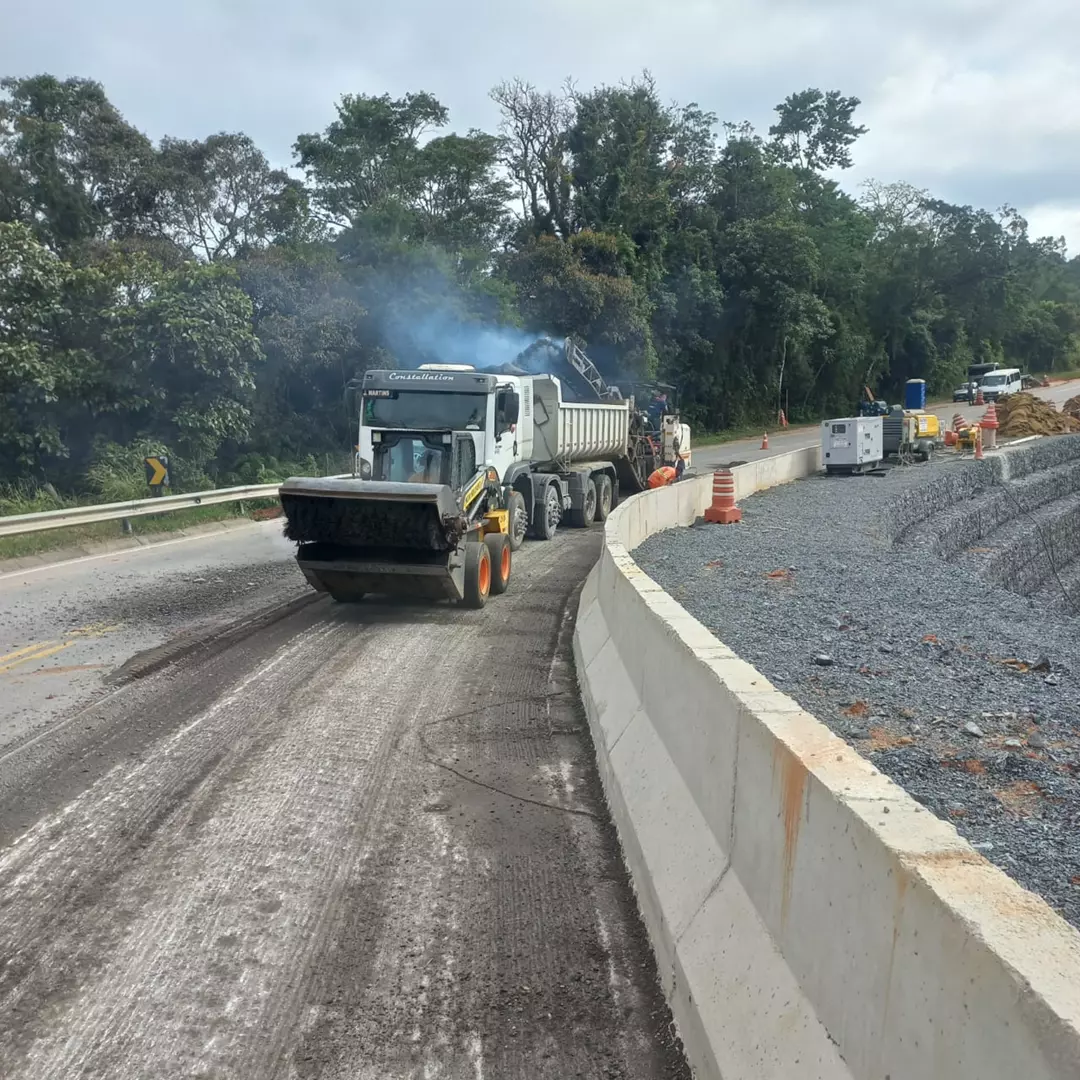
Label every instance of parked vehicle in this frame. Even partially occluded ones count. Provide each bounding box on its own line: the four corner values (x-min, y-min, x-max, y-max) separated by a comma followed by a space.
953, 381, 978, 402
980, 367, 1022, 401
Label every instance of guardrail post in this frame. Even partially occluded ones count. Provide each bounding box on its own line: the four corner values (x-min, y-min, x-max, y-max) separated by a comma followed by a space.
121, 518, 132, 535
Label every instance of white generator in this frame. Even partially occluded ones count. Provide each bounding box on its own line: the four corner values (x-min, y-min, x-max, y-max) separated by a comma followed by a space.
821, 416, 883, 474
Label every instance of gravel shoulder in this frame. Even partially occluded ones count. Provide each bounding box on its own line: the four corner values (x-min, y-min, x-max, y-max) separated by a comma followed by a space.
636, 445, 1080, 930
0, 529, 689, 1080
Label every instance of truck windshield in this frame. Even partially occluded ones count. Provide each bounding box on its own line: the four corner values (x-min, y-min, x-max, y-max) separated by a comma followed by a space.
982, 374, 1008, 387
363, 391, 488, 431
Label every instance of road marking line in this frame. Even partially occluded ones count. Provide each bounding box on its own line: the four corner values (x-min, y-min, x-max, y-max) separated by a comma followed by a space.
0, 520, 273, 584
0, 640, 75, 674
0, 641, 58, 665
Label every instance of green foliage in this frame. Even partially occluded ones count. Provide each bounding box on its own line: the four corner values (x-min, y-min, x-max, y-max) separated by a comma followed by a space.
3, 69, 1080, 506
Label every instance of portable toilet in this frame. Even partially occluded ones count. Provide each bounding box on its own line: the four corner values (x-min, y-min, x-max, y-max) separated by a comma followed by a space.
904, 378, 927, 411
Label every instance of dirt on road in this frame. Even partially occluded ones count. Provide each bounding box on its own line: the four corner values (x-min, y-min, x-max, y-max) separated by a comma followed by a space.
0, 531, 688, 1080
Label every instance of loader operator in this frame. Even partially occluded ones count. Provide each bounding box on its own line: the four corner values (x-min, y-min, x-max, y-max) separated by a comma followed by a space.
408, 449, 441, 484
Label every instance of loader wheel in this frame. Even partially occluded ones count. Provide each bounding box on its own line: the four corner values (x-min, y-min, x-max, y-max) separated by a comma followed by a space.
531, 484, 561, 541
462, 541, 492, 609
566, 479, 597, 529
484, 533, 512, 595
594, 474, 613, 522
506, 489, 528, 551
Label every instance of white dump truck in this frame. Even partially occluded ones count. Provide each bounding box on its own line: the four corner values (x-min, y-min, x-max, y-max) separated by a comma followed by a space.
279, 338, 690, 607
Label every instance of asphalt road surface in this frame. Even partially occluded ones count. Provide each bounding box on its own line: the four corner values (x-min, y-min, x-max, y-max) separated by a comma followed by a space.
0, 529, 689, 1080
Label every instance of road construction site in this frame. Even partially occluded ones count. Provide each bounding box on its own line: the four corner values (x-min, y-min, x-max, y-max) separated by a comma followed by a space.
2, 374, 1080, 1080
637, 432, 1080, 929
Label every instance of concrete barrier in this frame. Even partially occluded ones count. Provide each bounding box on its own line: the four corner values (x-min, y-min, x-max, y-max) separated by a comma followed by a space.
574, 448, 1080, 1080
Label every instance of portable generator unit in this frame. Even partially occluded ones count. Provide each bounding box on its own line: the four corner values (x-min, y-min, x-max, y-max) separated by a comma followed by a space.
821, 416, 884, 475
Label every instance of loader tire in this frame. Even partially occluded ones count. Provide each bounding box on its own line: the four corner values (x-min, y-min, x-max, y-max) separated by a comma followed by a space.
462, 541, 492, 609
484, 533, 511, 595
506, 489, 528, 551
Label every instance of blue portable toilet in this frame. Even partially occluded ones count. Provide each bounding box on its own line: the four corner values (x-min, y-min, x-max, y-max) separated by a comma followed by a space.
905, 378, 927, 410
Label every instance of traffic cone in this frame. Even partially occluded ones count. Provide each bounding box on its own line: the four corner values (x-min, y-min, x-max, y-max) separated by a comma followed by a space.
953, 413, 966, 433
779, 409, 788, 429
761, 431, 769, 450
980, 402, 999, 450
974, 427, 984, 460
975, 386, 984, 405
704, 469, 742, 524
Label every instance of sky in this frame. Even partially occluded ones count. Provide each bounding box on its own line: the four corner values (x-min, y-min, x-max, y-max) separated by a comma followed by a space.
4, 0, 1079, 252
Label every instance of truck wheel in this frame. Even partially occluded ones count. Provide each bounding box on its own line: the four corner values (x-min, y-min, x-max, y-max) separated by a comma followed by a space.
567, 480, 597, 528
531, 484, 561, 541
462, 541, 491, 608
484, 533, 511, 595
506, 490, 528, 551
594, 475, 613, 522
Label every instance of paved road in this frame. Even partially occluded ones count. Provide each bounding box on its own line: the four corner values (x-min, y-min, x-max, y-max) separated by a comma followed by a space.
691, 379, 1080, 470
0, 522, 304, 750
0, 529, 688, 1079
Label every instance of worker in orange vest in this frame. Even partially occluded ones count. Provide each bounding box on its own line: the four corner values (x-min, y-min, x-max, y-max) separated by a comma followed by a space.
648, 465, 677, 488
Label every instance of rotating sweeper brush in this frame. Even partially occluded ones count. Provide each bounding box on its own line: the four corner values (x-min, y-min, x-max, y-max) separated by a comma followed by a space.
279, 470, 513, 608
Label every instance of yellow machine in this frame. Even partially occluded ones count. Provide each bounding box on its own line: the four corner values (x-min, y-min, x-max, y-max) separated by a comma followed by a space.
894, 410, 943, 461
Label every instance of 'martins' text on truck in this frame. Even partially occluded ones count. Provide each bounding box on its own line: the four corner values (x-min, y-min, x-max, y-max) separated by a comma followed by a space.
278, 337, 692, 608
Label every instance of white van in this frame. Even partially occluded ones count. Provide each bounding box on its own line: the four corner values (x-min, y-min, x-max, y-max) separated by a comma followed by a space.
980, 367, 1022, 401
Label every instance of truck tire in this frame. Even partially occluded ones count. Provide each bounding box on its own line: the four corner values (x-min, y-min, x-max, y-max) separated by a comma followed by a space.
462, 541, 491, 608
531, 484, 561, 541
484, 533, 511, 595
594, 475, 613, 522
506, 489, 528, 551
566, 479, 597, 528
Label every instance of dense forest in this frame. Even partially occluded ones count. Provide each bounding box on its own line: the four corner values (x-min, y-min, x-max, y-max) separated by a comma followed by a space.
3, 72, 1080, 498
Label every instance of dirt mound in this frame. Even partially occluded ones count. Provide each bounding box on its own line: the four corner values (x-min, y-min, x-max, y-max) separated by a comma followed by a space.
1064, 394, 1080, 421
996, 393, 1080, 437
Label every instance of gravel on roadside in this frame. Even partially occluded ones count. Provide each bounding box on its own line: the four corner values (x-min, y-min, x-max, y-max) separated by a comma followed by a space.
635, 454, 1080, 929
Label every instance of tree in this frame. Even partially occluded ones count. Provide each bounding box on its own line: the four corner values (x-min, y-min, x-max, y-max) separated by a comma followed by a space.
0, 75, 159, 253
491, 79, 573, 239
156, 133, 312, 260
768, 88, 867, 171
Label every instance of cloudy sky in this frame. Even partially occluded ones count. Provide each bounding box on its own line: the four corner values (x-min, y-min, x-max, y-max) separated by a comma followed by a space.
5, 0, 1079, 251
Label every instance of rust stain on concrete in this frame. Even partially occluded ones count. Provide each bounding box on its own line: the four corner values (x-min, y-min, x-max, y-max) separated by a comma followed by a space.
774, 744, 808, 925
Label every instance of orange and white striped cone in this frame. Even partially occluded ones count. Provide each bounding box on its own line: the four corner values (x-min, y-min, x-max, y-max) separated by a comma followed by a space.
704, 469, 742, 524
975, 386, 984, 406
779, 409, 788, 429
980, 402, 999, 450
953, 413, 967, 433
760, 431, 769, 450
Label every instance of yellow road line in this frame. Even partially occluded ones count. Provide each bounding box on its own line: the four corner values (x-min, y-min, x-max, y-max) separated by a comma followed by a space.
0, 640, 75, 674
0, 641, 58, 665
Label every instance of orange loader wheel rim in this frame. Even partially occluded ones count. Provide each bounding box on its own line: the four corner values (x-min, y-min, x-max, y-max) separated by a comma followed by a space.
478, 551, 491, 596
500, 545, 511, 581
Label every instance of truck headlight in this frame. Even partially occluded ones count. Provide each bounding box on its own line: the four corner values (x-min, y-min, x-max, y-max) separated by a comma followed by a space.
360, 458, 372, 478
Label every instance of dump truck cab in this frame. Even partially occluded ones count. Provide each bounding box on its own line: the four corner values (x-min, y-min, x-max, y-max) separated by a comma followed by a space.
357, 366, 524, 488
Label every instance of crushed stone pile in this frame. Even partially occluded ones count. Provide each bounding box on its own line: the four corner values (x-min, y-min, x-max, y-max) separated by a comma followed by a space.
996, 392, 1080, 437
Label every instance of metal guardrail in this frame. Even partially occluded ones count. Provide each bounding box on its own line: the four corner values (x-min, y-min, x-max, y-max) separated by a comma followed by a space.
0, 482, 294, 539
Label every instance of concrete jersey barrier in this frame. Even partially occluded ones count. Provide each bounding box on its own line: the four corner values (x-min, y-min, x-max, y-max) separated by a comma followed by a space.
574, 447, 1080, 1080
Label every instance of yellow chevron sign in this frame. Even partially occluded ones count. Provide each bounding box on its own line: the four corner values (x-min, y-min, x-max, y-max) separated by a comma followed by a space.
144, 456, 169, 487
